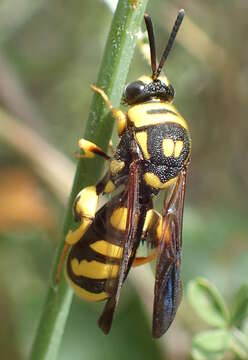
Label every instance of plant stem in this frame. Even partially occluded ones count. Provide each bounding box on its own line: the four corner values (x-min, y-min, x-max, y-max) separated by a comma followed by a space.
30, 0, 149, 359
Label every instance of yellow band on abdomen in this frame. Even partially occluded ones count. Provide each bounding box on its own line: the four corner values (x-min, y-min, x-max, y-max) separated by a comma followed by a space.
90, 240, 123, 258
71, 258, 119, 279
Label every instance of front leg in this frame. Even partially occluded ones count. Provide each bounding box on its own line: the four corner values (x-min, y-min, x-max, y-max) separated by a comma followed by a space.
56, 139, 113, 284
91, 85, 127, 136
75, 138, 110, 160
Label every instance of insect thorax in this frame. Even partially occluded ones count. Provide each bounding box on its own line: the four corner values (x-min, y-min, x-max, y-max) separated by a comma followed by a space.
111, 101, 191, 192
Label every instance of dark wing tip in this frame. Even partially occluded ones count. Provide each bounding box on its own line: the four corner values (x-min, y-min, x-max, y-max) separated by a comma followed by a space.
152, 313, 175, 339
98, 308, 113, 335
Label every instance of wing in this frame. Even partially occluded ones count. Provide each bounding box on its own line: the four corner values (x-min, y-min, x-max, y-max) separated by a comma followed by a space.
98, 159, 145, 334
152, 166, 188, 338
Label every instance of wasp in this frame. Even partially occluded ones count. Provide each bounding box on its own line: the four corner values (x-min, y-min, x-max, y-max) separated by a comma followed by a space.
58, 9, 191, 338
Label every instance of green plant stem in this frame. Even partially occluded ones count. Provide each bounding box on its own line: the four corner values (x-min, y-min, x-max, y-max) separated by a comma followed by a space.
30, 1, 149, 359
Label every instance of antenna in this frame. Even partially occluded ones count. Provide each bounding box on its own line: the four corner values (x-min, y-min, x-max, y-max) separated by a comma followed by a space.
154, 9, 185, 80
144, 13, 157, 79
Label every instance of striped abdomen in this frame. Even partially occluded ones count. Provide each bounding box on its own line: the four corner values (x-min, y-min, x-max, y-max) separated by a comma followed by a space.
66, 202, 128, 302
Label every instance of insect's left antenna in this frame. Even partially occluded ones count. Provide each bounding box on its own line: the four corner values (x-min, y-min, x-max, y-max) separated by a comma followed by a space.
144, 13, 157, 80
155, 9, 185, 79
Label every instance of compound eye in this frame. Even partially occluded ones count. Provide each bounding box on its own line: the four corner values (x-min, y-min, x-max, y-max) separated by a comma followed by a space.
123, 81, 145, 105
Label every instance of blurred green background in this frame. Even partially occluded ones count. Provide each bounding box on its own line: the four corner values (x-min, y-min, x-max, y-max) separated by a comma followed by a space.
0, 0, 248, 359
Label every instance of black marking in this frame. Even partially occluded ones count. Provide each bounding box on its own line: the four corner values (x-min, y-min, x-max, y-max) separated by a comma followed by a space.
134, 122, 191, 191
93, 147, 110, 160
146, 108, 177, 116
146, 122, 190, 167
68, 240, 121, 265
67, 262, 109, 294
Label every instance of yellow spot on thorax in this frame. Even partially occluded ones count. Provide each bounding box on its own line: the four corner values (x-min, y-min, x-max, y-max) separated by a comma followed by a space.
162, 138, 174, 157
174, 141, 184, 158
90, 240, 123, 258
71, 258, 119, 279
136, 131, 150, 159
144, 172, 177, 189
162, 139, 184, 158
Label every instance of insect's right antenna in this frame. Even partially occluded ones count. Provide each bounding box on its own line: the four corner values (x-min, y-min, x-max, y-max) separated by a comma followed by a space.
155, 9, 185, 79
144, 13, 157, 80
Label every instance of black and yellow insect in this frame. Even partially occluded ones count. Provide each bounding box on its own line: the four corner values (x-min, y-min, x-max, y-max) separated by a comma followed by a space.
59, 9, 191, 338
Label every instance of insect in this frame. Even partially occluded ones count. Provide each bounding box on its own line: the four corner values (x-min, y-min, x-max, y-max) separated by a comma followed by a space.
58, 9, 191, 338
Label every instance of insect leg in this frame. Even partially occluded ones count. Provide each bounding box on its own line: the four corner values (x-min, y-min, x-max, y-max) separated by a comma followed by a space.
132, 252, 157, 267
55, 185, 99, 284
133, 209, 162, 267
55, 242, 70, 283
55, 174, 111, 284
108, 140, 115, 155
91, 84, 127, 136
75, 138, 110, 160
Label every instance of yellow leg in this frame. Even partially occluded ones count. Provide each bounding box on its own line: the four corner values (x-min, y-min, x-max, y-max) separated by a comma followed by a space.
55, 185, 100, 284
54, 185, 100, 284
76, 138, 110, 160
132, 208, 162, 269
91, 84, 127, 136
133, 250, 157, 267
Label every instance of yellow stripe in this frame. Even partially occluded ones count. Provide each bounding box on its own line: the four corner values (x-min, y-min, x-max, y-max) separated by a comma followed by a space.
128, 102, 188, 130
71, 258, 119, 279
65, 218, 92, 245
136, 131, 150, 159
90, 240, 123, 258
66, 276, 108, 302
